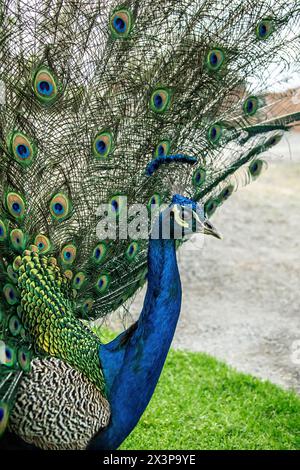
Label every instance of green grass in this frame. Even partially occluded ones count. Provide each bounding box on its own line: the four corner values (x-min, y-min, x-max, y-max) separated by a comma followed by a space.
95, 328, 300, 450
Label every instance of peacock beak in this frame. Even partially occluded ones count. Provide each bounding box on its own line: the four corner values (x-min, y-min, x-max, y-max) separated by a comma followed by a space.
203, 220, 222, 239
192, 211, 222, 239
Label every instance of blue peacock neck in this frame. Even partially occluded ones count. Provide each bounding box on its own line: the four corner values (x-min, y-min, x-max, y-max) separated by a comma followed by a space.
89, 236, 182, 450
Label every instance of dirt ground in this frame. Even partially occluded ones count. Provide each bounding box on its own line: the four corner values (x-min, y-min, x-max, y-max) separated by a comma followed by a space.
107, 131, 300, 393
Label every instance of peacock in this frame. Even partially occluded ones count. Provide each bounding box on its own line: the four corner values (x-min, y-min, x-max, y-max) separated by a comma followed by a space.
0, 0, 299, 451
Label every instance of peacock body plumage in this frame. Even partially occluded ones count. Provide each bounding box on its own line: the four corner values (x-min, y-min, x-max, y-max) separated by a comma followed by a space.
0, 0, 299, 450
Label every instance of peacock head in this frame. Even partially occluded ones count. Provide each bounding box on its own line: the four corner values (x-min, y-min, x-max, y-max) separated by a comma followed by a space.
154, 194, 221, 240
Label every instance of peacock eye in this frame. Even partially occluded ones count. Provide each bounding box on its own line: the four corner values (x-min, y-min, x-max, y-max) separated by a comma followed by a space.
207, 48, 225, 71
49, 193, 71, 221
95, 274, 110, 294
125, 241, 139, 262
109, 194, 126, 216
266, 134, 282, 148
9, 132, 37, 167
192, 167, 206, 188
7, 265, 18, 284
92, 131, 113, 159
33, 67, 59, 105
208, 123, 223, 145
5, 192, 26, 220
60, 244, 77, 265
1, 343, 16, 367
154, 140, 171, 158
249, 159, 264, 179
17, 348, 31, 372
8, 315, 22, 336
243, 96, 259, 116
110, 8, 133, 39
204, 199, 219, 217
256, 19, 274, 40
150, 88, 171, 114
92, 243, 107, 264
219, 184, 234, 202
10, 228, 26, 251
0, 218, 8, 242
81, 298, 94, 315
72, 272, 86, 290
34, 234, 51, 254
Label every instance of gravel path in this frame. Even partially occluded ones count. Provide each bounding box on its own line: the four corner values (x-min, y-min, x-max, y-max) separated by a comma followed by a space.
107, 132, 300, 393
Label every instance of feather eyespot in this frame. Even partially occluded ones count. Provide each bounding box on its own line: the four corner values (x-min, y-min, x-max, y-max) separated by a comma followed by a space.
218, 185, 234, 202
154, 140, 171, 158
204, 199, 219, 217
3, 283, 18, 305
81, 298, 94, 315
109, 194, 126, 216
256, 19, 274, 40
7, 265, 18, 284
9, 132, 37, 166
0, 218, 8, 242
110, 8, 133, 39
92, 243, 107, 264
192, 167, 206, 187
265, 134, 282, 148
34, 234, 51, 254
73, 272, 86, 290
10, 228, 26, 251
249, 159, 265, 179
96, 274, 110, 294
93, 131, 113, 158
0, 343, 16, 369
50, 193, 71, 221
207, 48, 225, 71
243, 96, 259, 116
8, 315, 22, 337
60, 244, 77, 265
5, 192, 26, 220
125, 241, 139, 262
150, 88, 171, 114
208, 123, 223, 145
33, 67, 59, 105
17, 348, 31, 372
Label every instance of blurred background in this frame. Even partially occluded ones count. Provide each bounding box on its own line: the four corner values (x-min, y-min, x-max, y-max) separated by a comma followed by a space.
107, 98, 300, 394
